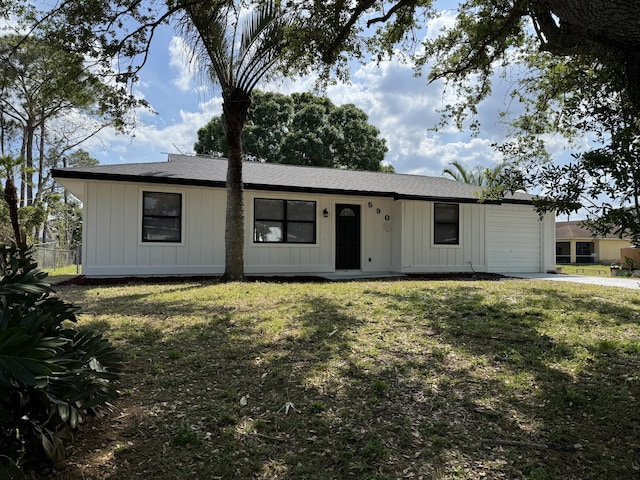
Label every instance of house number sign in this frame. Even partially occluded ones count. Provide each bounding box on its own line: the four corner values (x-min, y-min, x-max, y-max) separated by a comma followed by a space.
368, 202, 391, 221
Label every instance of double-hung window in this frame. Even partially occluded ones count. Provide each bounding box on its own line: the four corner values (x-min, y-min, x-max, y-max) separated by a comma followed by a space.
254, 198, 316, 243
433, 203, 459, 245
142, 191, 182, 243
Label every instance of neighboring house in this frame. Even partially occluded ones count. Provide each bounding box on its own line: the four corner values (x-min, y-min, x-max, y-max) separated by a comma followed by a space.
51, 154, 555, 277
555, 220, 632, 264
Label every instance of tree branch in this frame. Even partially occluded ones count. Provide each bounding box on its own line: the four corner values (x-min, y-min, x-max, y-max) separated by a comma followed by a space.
321, 0, 376, 64
366, 0, 414, 29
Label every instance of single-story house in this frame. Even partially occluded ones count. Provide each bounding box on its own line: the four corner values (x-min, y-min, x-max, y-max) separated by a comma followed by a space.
556, 220, 632, 264
51, 154, 555, 277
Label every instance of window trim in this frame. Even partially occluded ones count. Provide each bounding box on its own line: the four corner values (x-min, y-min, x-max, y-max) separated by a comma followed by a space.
253, 198, 317, 244
139, 189, 185, 245
432, 202, 460, 247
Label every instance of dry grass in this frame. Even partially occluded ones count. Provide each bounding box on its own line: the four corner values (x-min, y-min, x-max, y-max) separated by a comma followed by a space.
52, 277, 640, 480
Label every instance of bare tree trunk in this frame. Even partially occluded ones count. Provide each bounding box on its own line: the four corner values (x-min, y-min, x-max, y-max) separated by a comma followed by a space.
539, 0, 640, 49
4, 175, 24, 252
36, 116, 46, 204
221, 91, 251, 282
20, 129, 27, 207
25, 121, 34, 206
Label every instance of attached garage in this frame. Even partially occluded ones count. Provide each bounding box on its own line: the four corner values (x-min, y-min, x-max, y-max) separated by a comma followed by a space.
486, 205, 547, 273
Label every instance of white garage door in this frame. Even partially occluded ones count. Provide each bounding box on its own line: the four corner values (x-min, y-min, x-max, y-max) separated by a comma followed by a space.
486, 206, 541, 273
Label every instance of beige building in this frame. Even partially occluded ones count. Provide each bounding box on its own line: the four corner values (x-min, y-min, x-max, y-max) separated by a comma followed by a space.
556, 221, 632, 264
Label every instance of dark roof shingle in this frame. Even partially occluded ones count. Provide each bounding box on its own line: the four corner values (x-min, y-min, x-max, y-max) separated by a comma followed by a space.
52, 154, 534, 204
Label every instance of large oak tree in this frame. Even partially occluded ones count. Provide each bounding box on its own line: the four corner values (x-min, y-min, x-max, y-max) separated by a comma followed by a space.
283, 1, 640, 106
194, 90, 389, 171
284, 1, 640, 243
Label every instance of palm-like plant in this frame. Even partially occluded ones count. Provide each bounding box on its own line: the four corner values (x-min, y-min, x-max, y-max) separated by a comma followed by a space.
0, 245, 122, 476
179, 0, 291, 281
442, 159, 513, 188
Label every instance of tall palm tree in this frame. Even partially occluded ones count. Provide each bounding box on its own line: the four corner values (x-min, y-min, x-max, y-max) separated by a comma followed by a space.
179, 0, 291, 281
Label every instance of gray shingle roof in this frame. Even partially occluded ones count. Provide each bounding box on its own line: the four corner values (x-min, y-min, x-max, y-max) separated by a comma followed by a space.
556, 220, 629, 240
51, 154, 534, 204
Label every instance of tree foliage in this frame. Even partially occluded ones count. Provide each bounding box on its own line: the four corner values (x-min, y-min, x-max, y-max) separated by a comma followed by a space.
476, 49, 640, 245
282, 1, 640, 109
1, 151, 96, 248
442, 159, 512, 188
282, 1, 640, 244
0, 32, 142, 207
0, 20, 141, 249
194, 91, 389, 171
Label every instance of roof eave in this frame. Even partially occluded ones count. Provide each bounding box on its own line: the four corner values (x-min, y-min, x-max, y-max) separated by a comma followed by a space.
51, 169, 534, 205
51, 169, 227, 189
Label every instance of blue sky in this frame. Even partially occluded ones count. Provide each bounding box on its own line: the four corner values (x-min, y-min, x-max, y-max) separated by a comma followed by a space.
85, 8, 587, 179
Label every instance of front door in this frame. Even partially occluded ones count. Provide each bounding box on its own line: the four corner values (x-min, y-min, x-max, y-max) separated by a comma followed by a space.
336, 204, 361, 269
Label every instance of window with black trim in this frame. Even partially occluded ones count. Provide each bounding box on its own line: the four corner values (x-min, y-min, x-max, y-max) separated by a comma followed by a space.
576, 241, 594, 264
142, 191, 182, 242
434, 203, 459, 245
254, 198, 316, 243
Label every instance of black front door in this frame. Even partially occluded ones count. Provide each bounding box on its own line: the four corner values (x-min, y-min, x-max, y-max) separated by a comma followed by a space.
336, 204, 361, 269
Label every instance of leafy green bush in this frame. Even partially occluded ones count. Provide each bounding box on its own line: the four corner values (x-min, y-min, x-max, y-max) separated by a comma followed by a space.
0, 245, 122, 477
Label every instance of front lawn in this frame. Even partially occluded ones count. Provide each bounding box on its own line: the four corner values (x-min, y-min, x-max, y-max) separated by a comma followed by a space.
55, 278, 640, 479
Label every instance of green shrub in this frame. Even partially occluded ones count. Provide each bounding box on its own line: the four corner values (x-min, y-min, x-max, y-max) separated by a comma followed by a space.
0, 245, 122, 477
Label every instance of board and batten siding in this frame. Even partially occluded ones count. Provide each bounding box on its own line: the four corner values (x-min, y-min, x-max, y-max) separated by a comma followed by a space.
400, 200, 487, 273
77, 178, 551, 277
82, 182, 396, 276
82, 181, 226, 276
245, 191, 333, 274
244, 193, 394, 274
486, 204, 555, 273
360, 196, 394, 272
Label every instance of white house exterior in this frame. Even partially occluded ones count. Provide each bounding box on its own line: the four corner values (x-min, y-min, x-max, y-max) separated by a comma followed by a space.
52, 154, 555, 277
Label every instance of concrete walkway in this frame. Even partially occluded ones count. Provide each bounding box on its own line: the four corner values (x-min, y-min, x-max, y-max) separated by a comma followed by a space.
507, 272, 640, 290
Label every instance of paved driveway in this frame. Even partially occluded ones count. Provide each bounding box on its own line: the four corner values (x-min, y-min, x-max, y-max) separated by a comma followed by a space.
508, 273, 640, 290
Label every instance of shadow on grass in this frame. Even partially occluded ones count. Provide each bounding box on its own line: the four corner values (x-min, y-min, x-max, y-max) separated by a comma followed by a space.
56, 280, 639, 480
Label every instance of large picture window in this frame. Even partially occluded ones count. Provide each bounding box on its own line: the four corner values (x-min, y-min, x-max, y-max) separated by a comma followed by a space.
254, 198, 316, 243
142, 191, 182, 242
434, 203, 459, 245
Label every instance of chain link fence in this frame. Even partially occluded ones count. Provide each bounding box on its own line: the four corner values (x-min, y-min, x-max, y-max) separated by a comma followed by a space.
33, 243, 81, 272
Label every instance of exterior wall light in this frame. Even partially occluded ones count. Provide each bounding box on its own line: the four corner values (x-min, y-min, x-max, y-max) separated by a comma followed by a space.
323, 208, 329, 218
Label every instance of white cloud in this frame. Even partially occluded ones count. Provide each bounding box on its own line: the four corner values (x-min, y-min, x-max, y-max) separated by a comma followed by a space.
88, 96, 223, 164
168, 36, 199, 92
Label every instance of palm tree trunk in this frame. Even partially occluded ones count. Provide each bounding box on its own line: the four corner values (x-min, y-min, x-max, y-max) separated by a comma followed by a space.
221, 92, 251, 282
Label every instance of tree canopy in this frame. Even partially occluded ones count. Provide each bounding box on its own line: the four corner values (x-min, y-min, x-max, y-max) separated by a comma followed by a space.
6, 1, 640, 113
281, 1, 640, 244
194, 91, 389, 171
0, 23, 142, 249
283, 1, 640, 108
